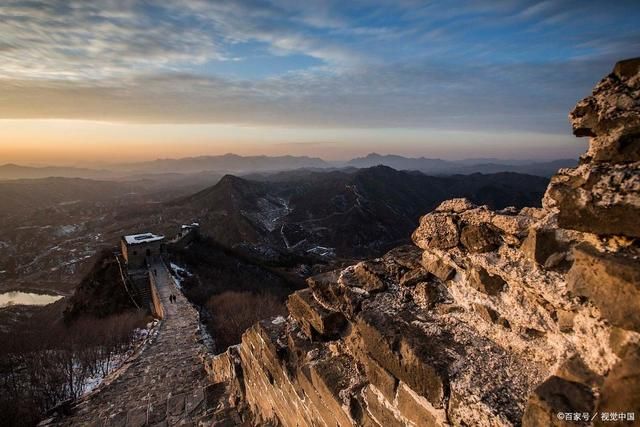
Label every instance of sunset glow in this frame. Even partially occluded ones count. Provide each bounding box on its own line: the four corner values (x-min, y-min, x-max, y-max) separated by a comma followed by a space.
0, 1, 638, 164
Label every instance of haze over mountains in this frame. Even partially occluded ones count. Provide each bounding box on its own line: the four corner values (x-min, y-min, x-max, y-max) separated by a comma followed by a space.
0, 153, 578, 181
0, 164, 113, 181
346, 153, 578, 177
1, 0, 638, 422
167, 166, 548, 258
0, 164, 548, 295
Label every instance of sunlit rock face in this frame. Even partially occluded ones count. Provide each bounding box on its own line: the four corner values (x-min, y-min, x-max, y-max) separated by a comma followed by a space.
546, 57, 640, 238
204, 59, 640, 426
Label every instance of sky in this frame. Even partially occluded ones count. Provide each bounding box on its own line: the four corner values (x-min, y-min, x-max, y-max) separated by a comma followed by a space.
0, 0, 639, 165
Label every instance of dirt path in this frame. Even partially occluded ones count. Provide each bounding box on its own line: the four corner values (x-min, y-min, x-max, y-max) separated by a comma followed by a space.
48, 261, 240, 426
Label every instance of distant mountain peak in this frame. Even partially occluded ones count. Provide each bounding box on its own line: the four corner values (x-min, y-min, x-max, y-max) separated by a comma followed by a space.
217, 173, 248, 185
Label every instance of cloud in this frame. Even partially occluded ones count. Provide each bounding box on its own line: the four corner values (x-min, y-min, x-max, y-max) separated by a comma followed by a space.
0, 0, 638, 134
0, 1, 226, 80
0, 57, 614, 133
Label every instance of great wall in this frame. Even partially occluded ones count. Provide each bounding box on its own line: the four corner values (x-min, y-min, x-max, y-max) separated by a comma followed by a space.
204, 58, 640, 426
43, 256, 244, 426
44, 58, 639, 426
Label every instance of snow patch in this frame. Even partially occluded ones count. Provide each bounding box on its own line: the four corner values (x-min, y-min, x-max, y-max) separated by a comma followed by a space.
181, 222, 200, 230
306, 246, 336, 257
59, 254, 94, 267
17, 225, 52, 230
272, 316, 286, 325
56, 224, 80, 236
58, 200, 81, 206
79, 325, 154, 395
242, 197, 291, 232
123, 233, 164, 245
169, 262, 193, 288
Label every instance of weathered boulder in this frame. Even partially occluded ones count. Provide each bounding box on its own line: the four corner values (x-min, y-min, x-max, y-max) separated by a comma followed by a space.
434, 197, 476, 213
608, 327, 639, 357
411, 280, 450, 309
544, 251, 568, 269
614, 57, 640, 80
554, 355, 601, 388
383, 244, 424, 270
546, 163, 640, 238
287, 288, 347, 338
474, 303, 500, 323
421, 250, 456, 282
307, 269, 368, 317
460, 222, 502, 253
546, 58, 640, 237
522, 376, 595, 427
354, 310, 448, 407
556, 310, 575, 333
491, 211, 536, 237
567, 243, 640, 332
521, 228, 567, 265
568, 57, 640, 162
399, 266, 431, 287
459, 206, 494, 225
595, 351, 640, 427
351, 261, 387, 293
468, 267, 507, 296
412, 212, 459, 250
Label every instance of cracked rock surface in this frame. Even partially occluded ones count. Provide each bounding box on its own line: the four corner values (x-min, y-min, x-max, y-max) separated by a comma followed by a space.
206, 59, 640, 426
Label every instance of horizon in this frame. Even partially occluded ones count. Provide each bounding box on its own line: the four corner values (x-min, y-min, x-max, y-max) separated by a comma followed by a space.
1, 1, 637, 164
0, 12, 638, 423
1, 147, 584, 169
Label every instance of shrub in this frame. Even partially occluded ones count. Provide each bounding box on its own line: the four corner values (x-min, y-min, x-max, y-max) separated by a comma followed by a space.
0, 310, 146, 426
206, 291, 286, 351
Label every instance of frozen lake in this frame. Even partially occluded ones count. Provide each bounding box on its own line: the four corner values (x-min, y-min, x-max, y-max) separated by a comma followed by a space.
0, 291, 63, 308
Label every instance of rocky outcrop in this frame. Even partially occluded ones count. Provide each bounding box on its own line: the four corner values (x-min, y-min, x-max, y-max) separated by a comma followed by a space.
205, 59, 640, 426
545, 57, 640, 238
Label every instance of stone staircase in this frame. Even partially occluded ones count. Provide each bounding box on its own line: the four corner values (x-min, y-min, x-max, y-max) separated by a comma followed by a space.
43, 259, 242, 426
130, 272, 151, 308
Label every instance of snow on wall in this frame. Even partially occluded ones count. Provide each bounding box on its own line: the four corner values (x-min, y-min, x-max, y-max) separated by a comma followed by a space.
123, 233, 165, 245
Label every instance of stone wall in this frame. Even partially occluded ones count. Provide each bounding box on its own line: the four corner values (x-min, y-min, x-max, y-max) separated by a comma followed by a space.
172, 225, 200, 248
205, 58, 640, 426
148, 269, 165, 319
121, 239, 163, 269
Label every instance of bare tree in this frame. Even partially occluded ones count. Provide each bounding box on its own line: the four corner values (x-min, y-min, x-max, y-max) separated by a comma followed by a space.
206, 291, 286, 351
0, 309, 146, 426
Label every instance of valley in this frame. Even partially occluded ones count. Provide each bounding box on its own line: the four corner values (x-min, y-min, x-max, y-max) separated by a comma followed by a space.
0, 164, 551, 425
1, 2, 638, 425
0, 166, 548, 301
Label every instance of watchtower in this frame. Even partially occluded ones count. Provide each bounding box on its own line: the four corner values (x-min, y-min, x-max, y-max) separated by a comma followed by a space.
120, 232, 165, 269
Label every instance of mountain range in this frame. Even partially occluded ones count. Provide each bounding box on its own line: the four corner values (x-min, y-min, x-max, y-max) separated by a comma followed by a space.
0, 153, 577, 181
346, 153, 577, 176
167, 166, 549, 258
0, 165, 549, 297
0, 164, 112, 181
